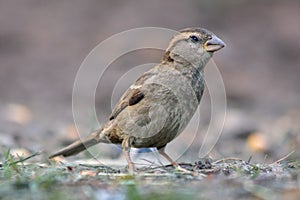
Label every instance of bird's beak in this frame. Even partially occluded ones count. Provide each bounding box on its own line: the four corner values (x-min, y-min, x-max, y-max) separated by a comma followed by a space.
204, 35, 225, 52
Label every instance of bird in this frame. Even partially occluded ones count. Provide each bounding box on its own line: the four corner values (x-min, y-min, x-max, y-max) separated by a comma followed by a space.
49, 28, 225, 172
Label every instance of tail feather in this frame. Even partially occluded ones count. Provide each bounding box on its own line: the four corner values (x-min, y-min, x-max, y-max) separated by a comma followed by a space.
49, 131, 102, 159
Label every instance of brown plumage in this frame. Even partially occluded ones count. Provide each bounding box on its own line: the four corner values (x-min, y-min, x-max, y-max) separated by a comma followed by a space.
49, 28, 225, 171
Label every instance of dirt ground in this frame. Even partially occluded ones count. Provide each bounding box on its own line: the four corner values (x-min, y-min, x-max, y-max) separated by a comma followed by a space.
0, 0, 300, 199
0, 150, 299, 200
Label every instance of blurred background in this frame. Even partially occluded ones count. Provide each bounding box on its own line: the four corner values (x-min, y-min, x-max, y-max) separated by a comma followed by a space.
0, 0, 299, 164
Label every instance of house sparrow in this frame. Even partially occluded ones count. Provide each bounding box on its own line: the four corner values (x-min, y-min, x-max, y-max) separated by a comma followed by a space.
49, 28, 225, 171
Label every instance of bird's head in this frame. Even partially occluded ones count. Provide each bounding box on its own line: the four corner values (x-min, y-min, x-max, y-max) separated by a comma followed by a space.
165, 28, 225, 69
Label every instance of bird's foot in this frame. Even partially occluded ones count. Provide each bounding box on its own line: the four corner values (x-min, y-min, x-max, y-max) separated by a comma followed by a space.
125, 162, 136, 174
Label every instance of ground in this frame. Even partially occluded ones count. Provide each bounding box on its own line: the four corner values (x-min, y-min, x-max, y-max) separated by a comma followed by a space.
0, 148, 299, 200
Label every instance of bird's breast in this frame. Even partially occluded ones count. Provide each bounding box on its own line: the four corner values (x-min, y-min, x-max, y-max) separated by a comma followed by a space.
144, 65, 204, 132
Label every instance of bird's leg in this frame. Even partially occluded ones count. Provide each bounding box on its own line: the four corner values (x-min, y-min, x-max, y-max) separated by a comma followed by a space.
157, 146, 178, 168
123, 150, 134, 172
122, 137, 134, 172
158, 146, 197, 175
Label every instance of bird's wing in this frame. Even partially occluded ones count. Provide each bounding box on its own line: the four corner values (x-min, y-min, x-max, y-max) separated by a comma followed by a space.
109, 88, 144, 120
109, 71, 157, 120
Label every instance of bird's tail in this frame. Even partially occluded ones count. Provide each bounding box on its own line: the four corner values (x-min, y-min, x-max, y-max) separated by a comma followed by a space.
49, 129, 104, 159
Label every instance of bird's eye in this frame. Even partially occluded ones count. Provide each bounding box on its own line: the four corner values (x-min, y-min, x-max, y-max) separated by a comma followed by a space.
190, 35, 199, 42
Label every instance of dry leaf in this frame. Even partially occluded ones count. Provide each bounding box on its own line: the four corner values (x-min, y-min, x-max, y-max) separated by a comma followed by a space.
247, 132, 268, 152
6, 104, 32, 125
80, 170, 96, 176
10, 148, 31, 158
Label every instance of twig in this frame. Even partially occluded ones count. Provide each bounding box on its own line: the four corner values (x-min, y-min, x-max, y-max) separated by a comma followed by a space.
212, 157, 244, 165
270, 151, 295, 165
262, 154, 268, 165
6, 151, 41, 166
139, 158, 159, 167
247, 155, 252, 164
